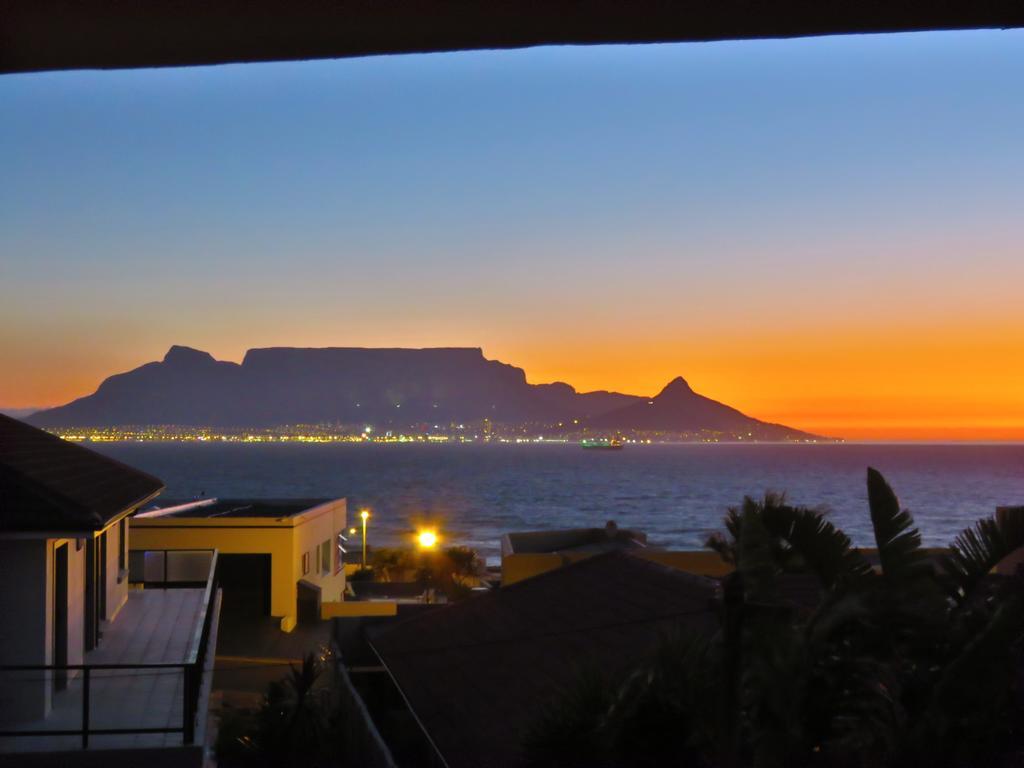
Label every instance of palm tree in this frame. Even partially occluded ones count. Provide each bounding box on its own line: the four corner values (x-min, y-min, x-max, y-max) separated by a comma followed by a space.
526, 468, 1024, 768
255, 651, 339, 767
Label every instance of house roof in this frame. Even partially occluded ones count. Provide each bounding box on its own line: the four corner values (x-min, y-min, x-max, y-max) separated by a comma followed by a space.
148, 498, 331, 519
504, 524, 646, 556
369, 550, 719, 768
0, 415, 165, 533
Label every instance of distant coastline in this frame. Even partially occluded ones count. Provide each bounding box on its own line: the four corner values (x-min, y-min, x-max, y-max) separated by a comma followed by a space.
46, 427, 1024, 446
44, 424, 835, 445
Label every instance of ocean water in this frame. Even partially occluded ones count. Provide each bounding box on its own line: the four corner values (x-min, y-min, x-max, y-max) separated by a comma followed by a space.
93, 443, 1024, 560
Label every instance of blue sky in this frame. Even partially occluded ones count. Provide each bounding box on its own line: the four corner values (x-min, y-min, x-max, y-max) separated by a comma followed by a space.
2, 30, 1023, 437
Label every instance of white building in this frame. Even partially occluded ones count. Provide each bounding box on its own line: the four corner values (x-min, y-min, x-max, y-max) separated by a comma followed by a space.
0, 414, 220, 765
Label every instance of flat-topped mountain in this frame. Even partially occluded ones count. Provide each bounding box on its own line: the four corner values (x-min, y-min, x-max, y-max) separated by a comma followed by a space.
26, 346, 822, 440
27, 345, 639, 428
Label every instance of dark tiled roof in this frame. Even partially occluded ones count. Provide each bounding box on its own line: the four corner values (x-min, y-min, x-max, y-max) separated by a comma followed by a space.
0, 415, 164, 532
370, 551, 718, 768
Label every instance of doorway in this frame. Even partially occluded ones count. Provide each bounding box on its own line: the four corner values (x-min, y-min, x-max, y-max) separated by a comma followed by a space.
217, 553, 273, 619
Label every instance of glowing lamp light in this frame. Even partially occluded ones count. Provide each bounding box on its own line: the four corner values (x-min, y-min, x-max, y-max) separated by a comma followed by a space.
417, 530, 438, 549
349, 528, 357, 535
360, 509, 370, 522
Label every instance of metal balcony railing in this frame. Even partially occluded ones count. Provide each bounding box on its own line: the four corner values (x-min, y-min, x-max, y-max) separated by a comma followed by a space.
0, 550, 218, 750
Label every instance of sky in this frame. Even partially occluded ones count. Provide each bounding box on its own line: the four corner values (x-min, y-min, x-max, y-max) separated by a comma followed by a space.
1, 30, 1023, 440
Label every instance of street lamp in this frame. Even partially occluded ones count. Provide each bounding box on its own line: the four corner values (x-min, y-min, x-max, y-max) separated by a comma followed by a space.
417, 529, 438, 550
360, 509, 370, 567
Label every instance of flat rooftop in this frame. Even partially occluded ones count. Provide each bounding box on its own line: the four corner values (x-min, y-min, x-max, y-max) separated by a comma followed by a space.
503, 523, 647, 556
143, 498, 330, 519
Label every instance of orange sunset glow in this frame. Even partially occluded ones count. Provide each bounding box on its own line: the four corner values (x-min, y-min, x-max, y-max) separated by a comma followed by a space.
3, 32, 1024, 441
5, 311, 1024, 440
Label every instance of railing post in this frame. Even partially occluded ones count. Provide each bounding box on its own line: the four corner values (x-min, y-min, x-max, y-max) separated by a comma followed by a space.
82, 667, 90, 749
183, 665, 195, 744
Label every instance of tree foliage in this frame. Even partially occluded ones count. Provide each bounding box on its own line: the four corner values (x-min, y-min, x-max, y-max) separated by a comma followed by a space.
216, 648, 344, 768
526, 468, 1024, 768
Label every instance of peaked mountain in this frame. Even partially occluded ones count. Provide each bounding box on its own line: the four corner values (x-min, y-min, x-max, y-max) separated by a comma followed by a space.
26, 346, 823, 440
585, 376, 819, 441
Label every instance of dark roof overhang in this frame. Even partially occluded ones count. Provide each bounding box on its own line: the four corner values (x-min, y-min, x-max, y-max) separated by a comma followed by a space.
0, 415, 165, 533
3, 0, 1023, 75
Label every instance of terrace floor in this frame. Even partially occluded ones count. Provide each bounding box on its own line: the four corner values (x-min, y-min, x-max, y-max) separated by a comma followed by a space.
0, 587, 209, 753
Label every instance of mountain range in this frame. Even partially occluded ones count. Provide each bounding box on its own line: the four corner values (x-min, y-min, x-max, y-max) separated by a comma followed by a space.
26, 345, 822, 441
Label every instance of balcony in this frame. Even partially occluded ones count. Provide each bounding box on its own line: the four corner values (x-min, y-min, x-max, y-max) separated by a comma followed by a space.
0, 551, 220, 760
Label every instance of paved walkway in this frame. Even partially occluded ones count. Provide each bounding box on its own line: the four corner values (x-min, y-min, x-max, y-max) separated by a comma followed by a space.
0, 588, 206, 753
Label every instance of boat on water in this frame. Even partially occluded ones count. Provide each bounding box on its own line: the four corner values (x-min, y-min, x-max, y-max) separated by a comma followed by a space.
580, 438, 624, 450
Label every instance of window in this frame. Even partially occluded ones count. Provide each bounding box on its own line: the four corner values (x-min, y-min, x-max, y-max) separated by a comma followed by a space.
321, 540, 331, 575
335, 533, 345, 574
302, 552, 310, 576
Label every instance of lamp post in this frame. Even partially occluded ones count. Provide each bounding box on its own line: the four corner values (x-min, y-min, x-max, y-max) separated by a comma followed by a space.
360, 509, 370, 567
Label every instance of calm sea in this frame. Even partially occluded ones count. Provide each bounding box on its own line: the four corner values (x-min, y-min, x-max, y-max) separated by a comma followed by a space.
92, 443, 1024, 561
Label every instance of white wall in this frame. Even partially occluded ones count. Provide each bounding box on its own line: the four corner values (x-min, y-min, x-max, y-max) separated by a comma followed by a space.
0, 539, 49, 724
0, 515, 140, 729
294, 500, 347, 603
66, 539, 85, 671
42, 538, 90, 711
103, 520, 128, 621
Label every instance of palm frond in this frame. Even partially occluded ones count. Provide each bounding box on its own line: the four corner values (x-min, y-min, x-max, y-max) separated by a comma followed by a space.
610, 631, 715, 766
727, 503, 747, 540
706, 532, 736, 565
522, 666, 618, 768
761, 502, 873, 591
737, 505, 779, 605
867, 467, 929, 582
706, 505, 747, 565
805, 591, 872, 650
941, 510, 1024, 604
912, 594, 1024, 761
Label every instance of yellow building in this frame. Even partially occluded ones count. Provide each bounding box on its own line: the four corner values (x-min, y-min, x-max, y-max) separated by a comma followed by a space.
500, 520, 732, 585
499, 522, 967, 586
131, 498, 347, 632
